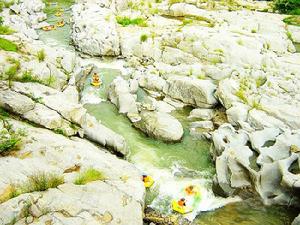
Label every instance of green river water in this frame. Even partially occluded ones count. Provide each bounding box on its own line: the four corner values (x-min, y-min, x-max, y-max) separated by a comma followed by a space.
40, 1, 299, 224
295, 43, 300, 53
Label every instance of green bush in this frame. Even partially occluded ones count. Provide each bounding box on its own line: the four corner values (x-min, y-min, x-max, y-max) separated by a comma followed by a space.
5, 57, 20, 87
140, 34, 148, 42
283, 15, 300, 26
0, 115, 26, 155
0, 0, 15, 12
0, 137, 20, 154
74, 168, 105, 185
0, 172, 64, 203
116, 16, 147, 27
37, 49, 46, 62
235, 88, 248, 103
273, 0, 300, 14
44, 74, 56, 86
0, 16, 15, 35
22, 172, 64, 192
18, 71, 41, 83
53, 128, 65, 135
0, 107, 9, 118
0, 37, 18, 51
0, 25, 15, 35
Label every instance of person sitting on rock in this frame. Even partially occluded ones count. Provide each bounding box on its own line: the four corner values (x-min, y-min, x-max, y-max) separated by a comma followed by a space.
178, 198, 186, 207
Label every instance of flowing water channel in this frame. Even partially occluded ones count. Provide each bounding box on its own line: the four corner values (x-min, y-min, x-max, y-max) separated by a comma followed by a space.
40, 1, 298, 224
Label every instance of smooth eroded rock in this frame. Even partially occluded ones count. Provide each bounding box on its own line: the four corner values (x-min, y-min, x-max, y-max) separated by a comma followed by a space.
133, 111, 183, 142
163, 76, 218, 108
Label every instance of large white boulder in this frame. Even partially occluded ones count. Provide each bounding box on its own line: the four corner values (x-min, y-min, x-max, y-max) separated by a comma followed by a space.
23, 103, 78, 136
188, 108, 214, 120
71, 3, 120, 56
0, 84, 35, 115
249, 128, 281, 151
0, 119, 144, 225
226, 103, 250, 125
108, 77, 138, 114
163, 76, 218, 108
260, 96, 300, 130
248, 109, 288, 130
12, 82, 86, 125
139, 74, 166, 92
82, 114, 129, 156
211, 124, 249, 156
133, 111, 183, 142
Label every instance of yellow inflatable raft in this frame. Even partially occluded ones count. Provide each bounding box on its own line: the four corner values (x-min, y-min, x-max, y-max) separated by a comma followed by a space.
56, 21, 65, 27
143, 176, 154, 188
91, 81, 102, 87
55, 11, 63, 17
42, 25, 56, 31
171, 200, 193, 214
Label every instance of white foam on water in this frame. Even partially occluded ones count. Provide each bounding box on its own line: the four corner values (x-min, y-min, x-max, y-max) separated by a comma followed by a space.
81, 86, 105, 105
80, 68, 242, 222
134, 161, 241, 221
80, 57, 130, 76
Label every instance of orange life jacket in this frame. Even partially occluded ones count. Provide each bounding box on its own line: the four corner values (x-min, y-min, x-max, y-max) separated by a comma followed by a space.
178, 200, 186, 207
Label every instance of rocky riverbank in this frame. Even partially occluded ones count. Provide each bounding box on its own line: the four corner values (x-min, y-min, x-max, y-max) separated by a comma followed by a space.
0, 0, 299, 224
71, 0, 300, 222
0, 0, 144, 224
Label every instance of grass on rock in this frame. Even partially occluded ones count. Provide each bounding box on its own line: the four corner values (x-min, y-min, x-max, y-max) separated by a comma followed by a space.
37, 49, 46, 62
74, 168, 105, 185
0, 135, 20, 155
235, 88, 248, 103
0, 16, 15, 35
18, 71, 42, 83
116, 16, 147, 27
5, 57, 21, 87
283, 15, 300, 26
0, 172, 64, 203
0, 37, 18, 52
0, 0, 15, 12
273, 0, 300, 15
22, 172, 64, 192
140, 34, 148, 42
0, 25, 15, 35
0, 113, 27, 156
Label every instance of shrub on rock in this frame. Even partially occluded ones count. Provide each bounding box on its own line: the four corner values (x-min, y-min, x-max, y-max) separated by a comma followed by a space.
274, 0, 300, 14
74, 168, 105, 185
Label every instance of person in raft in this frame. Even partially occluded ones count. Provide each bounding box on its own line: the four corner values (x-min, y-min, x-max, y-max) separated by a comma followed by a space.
92, 73, 100, 83
185, 185, 196, 196
178, 198, 186, 207
142, 175, 150, 183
